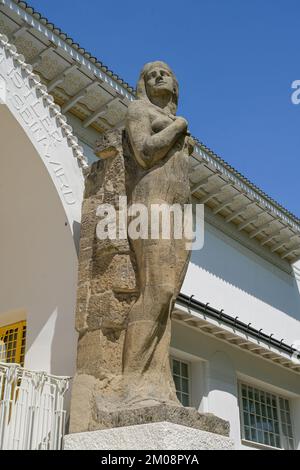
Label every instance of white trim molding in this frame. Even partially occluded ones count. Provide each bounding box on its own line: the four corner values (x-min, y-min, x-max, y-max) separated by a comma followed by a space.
0, 32, 87, 236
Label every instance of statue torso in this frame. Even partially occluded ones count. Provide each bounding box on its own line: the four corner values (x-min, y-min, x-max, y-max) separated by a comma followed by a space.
126, 103, 191, 205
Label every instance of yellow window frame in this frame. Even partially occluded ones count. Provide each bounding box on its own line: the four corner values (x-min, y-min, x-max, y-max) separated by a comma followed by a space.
0, 320, 27, 366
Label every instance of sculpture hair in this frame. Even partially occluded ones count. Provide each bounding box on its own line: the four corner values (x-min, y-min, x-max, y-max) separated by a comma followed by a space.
136, 61, 179, 115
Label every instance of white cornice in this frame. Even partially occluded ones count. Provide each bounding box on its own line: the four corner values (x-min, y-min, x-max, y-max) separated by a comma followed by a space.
1, 0, 300, 251
193, 145, 300, 233
0, 32, 88, 169
202, 203, 293, 275
173, 305, 300, 376
0, 0, 135, 102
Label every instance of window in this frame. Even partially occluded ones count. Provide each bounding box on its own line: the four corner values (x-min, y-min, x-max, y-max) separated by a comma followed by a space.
239, 382, 294, 450
171, 358, 190, 406
0, 321, 26, 366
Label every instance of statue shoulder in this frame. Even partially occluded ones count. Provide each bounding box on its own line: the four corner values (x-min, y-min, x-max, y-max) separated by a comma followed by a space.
127, 99, 150, 120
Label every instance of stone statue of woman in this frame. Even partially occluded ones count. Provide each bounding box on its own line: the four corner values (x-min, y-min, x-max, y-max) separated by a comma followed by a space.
69, 63, 229, 437
122, 61, 194, 406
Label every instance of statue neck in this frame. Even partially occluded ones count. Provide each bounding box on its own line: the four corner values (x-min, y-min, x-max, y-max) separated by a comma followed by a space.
148, 94, 174, 115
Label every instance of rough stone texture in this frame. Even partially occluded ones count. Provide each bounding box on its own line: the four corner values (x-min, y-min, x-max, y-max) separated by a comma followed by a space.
64, 422, 234, 450
94, 404, 230, 436
70, 128, 138, 434
69, 62, 229, 440
119, 62, 195, 406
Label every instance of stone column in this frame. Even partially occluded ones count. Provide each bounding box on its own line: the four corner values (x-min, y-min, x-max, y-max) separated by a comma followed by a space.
69, 129, 138, 433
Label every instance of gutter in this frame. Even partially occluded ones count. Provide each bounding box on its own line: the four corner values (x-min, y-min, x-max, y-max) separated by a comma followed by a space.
177, 292, 299, 359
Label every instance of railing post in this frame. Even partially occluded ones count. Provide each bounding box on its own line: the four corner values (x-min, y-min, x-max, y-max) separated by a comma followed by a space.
0, 362, 70, 450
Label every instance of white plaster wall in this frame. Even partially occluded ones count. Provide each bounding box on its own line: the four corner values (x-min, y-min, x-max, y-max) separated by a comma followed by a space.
0, 40, 87, 379
0, 104, 81, 377
171, 321, 300, 450
182, 219, 300, 345
75, 134, 300, 351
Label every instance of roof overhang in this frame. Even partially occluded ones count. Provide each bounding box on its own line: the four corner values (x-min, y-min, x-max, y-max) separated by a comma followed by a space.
174, 294, 300, 375
1, 0, 300, 265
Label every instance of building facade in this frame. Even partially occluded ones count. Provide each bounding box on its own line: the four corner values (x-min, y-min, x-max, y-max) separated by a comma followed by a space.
0, 0, 300, 450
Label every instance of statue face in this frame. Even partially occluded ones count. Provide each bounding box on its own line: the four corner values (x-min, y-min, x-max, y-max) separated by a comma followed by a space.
145, 65, 174, 99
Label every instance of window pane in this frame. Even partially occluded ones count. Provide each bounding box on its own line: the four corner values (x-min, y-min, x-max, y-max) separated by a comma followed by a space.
173, 375, 181, 391
256, 418, 263, 430
182, 378, 189, 394
243, 398, 249, 412
279, 398, 284, 409
264, 431, 270, 446
285, 400, 290, 412
181, 362, 188, 378
181, 394, 189, 407
267, 420, 274, 433
244, 427, 251, 440
255, 402, 261, 415
287, 426, 293, 438
239, 383, 293, 450
172, 358, 190, 408
251, 428, 257, 441
257, 430, 264, 444
249, 401, 255, 413
172, 360, 180, 376
0, 321, 26, 366
243, 412, 249, 426
282, 423, 287, 435
272, 406, 278, 420
275, 436, 281, 448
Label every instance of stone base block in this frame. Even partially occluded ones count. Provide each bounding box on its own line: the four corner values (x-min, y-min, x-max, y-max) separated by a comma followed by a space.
94, 404, 229, 436
64, 422, 234, 450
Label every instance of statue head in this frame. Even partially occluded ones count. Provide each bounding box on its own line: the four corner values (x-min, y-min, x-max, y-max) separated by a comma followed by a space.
136, 61, 179, 115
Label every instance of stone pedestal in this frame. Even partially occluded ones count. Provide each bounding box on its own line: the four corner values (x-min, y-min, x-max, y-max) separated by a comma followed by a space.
93, 403, 229, 435
65, 403, 233, 450
64, 422, 234, 450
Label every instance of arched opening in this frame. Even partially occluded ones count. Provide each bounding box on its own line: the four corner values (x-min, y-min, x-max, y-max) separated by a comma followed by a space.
0, 104, 81, 376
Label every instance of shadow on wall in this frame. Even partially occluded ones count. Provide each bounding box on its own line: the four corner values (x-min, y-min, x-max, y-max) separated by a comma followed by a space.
0, 105, 79, 377
185, 220, 300, 322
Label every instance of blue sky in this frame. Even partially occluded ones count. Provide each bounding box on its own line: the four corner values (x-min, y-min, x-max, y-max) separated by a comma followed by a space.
26, 0, 300, 217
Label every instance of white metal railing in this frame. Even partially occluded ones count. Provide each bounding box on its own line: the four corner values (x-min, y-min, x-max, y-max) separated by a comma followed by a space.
0, 362, 70, 450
